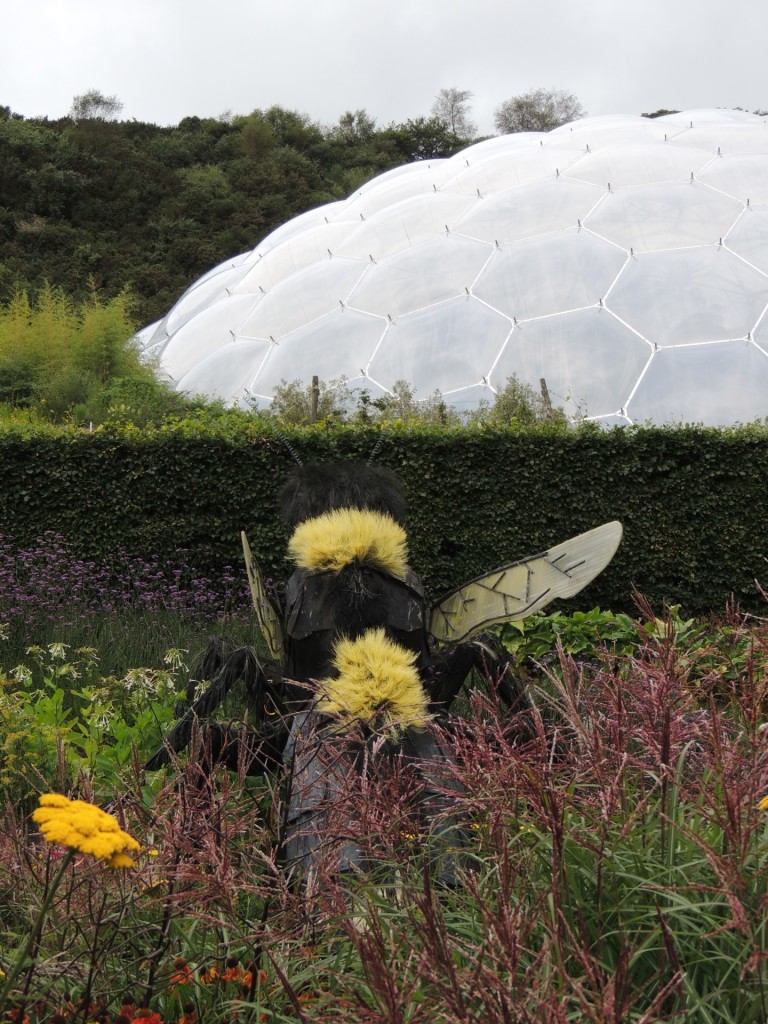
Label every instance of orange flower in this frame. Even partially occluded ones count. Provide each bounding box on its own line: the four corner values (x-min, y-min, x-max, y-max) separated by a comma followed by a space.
169, 958, 193, 988
241, 967, 268, 993
198, 966, 218, 984
133, 1010, 163, 1024
178, 1002, 196, 1024
222, 958, 243, 984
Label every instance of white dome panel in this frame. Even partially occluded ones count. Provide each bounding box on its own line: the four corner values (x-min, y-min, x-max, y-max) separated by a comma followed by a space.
663, 110, 761, 125
585, 183, 742, 253
566, 143, 714, 189
548, 115, 673, 147
628, 342, 768, 426
176, 339, 270, 402
348, 235, 492, 318
237, 258, 368, 340
454, 179, 602, 245
334, 162, 454, 221
607, 247, 768, 346
726, 207, 768, 274
670, 124, 768, 156
493, 309, 651, 419
751, 310, 768, 352
165, 260, 255, 336
474, 230, 626, 319
443, 145, 583, 194
367, 298, 510, 394
334, 192, 478, 261
698, 155, 768, 204
251, 309, 386, 393
160, 294, 262, 380
233, 221, 361, 295
254, 201, 347, 252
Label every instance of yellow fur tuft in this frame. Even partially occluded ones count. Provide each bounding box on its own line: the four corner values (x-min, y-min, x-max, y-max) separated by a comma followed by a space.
317, 628, 430, 732
288, 508, 408, 577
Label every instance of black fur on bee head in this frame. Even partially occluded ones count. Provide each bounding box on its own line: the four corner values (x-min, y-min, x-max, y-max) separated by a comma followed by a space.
278, 462, 408, 529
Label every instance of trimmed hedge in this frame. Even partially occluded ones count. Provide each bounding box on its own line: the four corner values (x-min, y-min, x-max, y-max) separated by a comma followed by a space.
2, 417, 767, 615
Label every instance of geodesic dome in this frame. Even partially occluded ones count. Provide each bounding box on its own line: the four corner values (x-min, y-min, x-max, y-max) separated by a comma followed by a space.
138, 109, 768, 426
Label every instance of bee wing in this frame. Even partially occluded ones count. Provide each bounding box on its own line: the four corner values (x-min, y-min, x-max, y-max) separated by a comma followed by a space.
242, 530, 284, 662
430, 521, 623, 644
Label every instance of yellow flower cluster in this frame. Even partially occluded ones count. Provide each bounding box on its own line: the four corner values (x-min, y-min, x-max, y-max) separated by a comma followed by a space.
32, 793, 140, 868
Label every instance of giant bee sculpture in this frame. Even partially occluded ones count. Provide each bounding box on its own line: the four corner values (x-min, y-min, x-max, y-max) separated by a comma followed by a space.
146, 461, 622, 884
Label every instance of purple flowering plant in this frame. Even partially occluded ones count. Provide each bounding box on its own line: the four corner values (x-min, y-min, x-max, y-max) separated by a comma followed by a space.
0, 531, 255, 674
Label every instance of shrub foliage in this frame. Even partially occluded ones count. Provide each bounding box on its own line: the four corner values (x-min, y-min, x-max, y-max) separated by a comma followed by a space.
1, 418, 767, 615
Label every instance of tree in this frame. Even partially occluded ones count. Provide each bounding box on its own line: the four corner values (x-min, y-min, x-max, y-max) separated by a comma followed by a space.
431, 87, 476, 138
494, 88, 585, 134
473, 376, 568, 428
330, 109, 377, 143
69, 89, 124, 122
384, 116, 464, 161
641, 109, 680, 119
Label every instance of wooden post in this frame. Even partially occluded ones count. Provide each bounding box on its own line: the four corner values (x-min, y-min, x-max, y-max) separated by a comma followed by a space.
310, 375, 319, 423
539, 377, 554, 422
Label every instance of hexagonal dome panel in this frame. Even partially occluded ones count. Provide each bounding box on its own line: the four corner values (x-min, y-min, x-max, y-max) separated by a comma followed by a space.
176, 339, 270, 402
607, 247, 768, 347
473, 230, 626, 320
366, 297, 510, 399
140, 109, 768, 425
628, 342, 768, 425
492, 309, 651, 419
347, 236, 493, 318
454, 179, 602, 245
252, 309, 386, 397
237, 257, 368, 340
725, 207, 768, 274
698, 155, 768, 205
566, 142, 715, 189
585, 183, 742, 253
334, 192, 477, 261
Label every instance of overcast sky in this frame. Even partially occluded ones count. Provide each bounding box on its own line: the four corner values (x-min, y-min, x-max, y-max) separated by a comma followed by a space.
4, 0, 767, 134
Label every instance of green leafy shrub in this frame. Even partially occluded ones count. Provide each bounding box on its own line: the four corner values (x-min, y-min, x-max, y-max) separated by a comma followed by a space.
3, 417, 768, 614
0, 642, 179, 803
0, 285, 194, 426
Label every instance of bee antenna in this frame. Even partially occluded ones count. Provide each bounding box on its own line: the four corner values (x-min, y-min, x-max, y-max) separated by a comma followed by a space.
367, 432, 388, 465
276, 432, 303, 467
